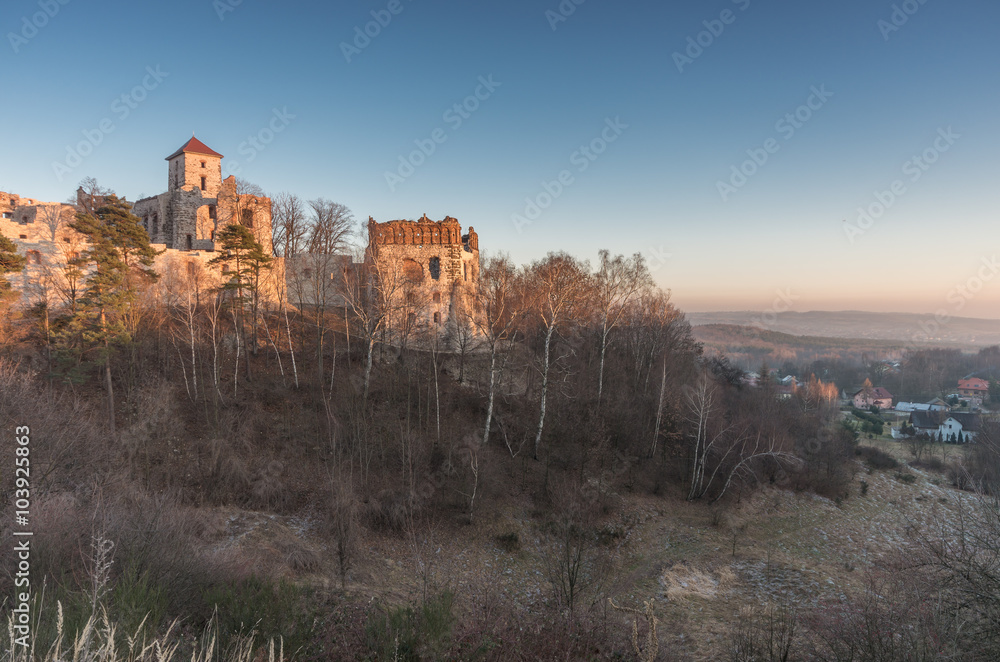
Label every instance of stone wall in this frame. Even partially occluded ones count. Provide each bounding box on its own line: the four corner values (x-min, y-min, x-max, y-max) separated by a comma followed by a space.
169, 153, 223, 198
367, 215, 480, 331
0, 187, 283, 310
132, 170, 272, 253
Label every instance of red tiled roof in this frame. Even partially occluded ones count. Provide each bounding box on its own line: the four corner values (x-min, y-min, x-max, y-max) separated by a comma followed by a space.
958, 378, 989, 391
853, 387, 893, 399
165, 137, 223, 160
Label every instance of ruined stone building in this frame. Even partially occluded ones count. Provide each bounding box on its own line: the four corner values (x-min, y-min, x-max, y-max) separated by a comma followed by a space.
1, 136, 277, 308
366, 214, 480, 330
132, 137, 272, 252
2, 137, 485, 336
1, 190, 90, 303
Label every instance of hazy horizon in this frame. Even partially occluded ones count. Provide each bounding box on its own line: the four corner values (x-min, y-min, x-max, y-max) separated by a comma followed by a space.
678, 304, 1000, 322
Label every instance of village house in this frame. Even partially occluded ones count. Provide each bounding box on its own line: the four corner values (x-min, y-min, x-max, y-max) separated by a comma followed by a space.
909, 410, 981, 442
895, 399, 949, 413
853, 386, 893, 410
958, 377, 989, 404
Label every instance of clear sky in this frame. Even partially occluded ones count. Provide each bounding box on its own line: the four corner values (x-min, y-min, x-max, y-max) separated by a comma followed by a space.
2, 0, 998, 318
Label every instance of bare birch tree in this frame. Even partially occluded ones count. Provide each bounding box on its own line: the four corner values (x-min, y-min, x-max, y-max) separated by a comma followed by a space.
526, 252, 591, 459
468, 254, 524, 445
593, 250, 651, 405
342, 246, 402, 401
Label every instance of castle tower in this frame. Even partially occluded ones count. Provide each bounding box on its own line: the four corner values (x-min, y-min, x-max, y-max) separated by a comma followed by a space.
366, 215, 480, 333
165, 137, 223, 197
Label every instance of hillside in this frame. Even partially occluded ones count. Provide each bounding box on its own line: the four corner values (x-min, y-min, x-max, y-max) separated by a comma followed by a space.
687, 311, 1000, 348
692, 323, 910, 368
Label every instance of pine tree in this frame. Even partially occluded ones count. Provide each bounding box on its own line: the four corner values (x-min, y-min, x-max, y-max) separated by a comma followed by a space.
0, 232, 27, 341
0, 232, 27, 298
208, 224, 272, 379
61, 195, 157, 433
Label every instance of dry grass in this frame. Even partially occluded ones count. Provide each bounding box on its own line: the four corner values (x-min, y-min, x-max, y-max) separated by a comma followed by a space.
660, 562, 737, 601
3, 605, 285, 662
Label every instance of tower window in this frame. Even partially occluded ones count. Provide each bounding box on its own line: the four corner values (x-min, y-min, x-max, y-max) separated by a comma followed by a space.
186, 234, 193, 250
208, 205, 216, 220
200, 177, 206, 191
241, 209, 254, 228
433, 312, 441, 324
200, 161, 206, 168
19, 234, 27, 239
433, 292, 441, 303
429, 257, 440, 280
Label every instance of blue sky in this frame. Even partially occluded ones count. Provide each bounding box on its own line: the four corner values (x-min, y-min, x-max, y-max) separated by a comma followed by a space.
2, 0, 998, 317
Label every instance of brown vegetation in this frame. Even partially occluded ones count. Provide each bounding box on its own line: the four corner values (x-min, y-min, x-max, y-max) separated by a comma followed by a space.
4, 194, 999, 659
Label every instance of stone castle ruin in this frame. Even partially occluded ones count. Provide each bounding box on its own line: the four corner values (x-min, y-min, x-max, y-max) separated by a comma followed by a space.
1, 137, 276, 307
2, 137, 483, 340
367, 215, 480, 329
131, 137, 272, 252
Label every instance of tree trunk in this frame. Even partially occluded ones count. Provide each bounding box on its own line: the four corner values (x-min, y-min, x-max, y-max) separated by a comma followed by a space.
284, 302, 298, 388
483, 346, 498, 445
651, 357, 667, 458
433, 344, 441, 449
104, 356, 116, 435
100, 309, 115, 434
597, 323, 609, 406
316, 307, 325, 388
363, 337, 374, 401
534, 325, 555, 459
189, 307, 198, 399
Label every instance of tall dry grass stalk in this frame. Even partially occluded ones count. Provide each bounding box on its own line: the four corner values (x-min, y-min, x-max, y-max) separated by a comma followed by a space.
3, 533, 287, 662
4, 606, 285, 662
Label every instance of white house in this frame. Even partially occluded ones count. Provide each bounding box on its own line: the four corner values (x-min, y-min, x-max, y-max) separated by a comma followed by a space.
909, 410, 981, 442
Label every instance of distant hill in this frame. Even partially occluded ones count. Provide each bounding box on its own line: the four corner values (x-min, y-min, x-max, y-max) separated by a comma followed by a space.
692, 324, 911, 368
686, 311, 1000, 348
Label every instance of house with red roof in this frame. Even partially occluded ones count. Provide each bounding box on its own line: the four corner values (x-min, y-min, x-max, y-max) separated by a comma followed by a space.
958, 378, 989, 403
852, 386, 893, 410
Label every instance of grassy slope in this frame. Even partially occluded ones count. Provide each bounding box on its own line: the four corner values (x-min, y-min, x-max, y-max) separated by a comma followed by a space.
198, 440, 974, 660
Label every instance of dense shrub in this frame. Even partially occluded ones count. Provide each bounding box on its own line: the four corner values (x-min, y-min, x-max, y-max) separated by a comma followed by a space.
857, 445, 898, 470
